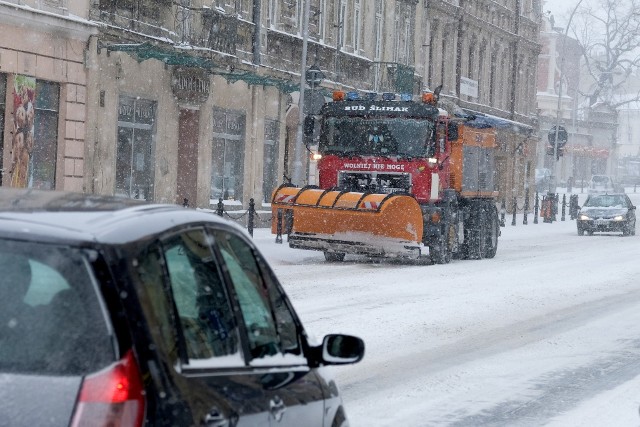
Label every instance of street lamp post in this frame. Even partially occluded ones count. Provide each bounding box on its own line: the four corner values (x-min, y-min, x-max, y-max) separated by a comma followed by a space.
304, 64, 325, 184
292, 0, 311, 186
551, 0, 584, 194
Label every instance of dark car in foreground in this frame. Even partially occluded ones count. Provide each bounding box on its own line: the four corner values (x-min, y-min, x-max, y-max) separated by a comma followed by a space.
577, 193, 636, 236
0, 188, 364, 427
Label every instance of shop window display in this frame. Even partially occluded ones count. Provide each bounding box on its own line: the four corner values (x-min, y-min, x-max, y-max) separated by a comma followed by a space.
0, 74, 5, 186
116, 96, 156, 200
211, 108, 245, 203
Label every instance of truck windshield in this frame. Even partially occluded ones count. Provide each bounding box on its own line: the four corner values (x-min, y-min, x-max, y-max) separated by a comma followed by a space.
320, 117, 435, 158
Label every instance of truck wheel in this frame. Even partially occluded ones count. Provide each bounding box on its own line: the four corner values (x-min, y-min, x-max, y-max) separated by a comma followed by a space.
483, 205, 499, 259
429, 237, 451, 264
324, 251, 345, 262
467, 208, 486, 260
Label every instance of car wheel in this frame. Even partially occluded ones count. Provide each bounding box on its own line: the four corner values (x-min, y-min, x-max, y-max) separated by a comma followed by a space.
587, 230, 594, 236
324, 251, 345, 262
577, 227, 584, 236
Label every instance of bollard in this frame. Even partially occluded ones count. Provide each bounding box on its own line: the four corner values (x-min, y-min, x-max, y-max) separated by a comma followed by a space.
542, 195, 553, 223
534, 192, 539, 224
275, 209, 283, 244
247, 198, 255, 237
216, 198, 224, 217
551, 193, 558, 222
500, 198, 506, 227
183, 198, 189, 208
511, 197, 517, 226
285, 209, 294, 241
561, 194, 566, 221
523, 189, 529, 225
570, 194, 579, 219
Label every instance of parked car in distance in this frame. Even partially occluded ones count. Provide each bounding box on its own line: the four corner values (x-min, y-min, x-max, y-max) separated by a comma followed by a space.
587, 174, 622, 194
0, 188, 364, 427
535, 168, 552, 193
577, 193, 636, 236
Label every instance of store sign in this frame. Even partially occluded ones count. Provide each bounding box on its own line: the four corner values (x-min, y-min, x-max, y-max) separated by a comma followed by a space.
213, 109, 245, 136
460, 77, 478, 98
172, 68, 210, 104
118, 97, 156, 125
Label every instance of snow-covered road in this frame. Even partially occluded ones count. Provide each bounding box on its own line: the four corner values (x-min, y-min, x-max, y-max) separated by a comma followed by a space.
254, 191, 640, 426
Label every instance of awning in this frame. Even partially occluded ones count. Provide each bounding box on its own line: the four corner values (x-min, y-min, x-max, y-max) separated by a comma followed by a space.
102, 42, 301, 93
561, 145, 609, 158
104, 42, 214, 68
458, 108, 534, 133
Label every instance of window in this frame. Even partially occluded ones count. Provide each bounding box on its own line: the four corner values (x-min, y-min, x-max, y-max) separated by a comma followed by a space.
211, 108, 245, 202
116, 96, 156, 200
268, 0, 278, 28
30, 81, 59, 190
374, 1, 383, 60
162, 229, 240, 363
0, 242, 113, 375
339, 0, 347, 49
257, 259, 301, 355
133, 246, 181, 363
353, 0, 361, 52
393, 16, 400, 62
176, 0, 193, 43
403, 17, 411, 65
213, 231, 280, 360
0, 74, 5, 186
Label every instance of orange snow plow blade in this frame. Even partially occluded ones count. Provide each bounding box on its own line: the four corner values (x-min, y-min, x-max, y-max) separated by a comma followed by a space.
271, 186, 424, 258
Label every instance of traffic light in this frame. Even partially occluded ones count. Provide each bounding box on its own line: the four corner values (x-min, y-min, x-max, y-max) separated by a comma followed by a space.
548, 125, 568, 161
547, 126, 569, 160
303, 115, 315, 136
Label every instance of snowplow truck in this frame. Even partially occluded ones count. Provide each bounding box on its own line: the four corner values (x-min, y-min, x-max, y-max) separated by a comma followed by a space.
271, 90, 500, 263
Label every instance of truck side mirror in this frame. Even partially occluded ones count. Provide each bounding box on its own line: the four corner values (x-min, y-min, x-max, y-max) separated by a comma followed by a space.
447, 123, 459, 141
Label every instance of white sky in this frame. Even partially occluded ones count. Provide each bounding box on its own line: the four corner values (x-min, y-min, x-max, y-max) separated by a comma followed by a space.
254, 189, 640, 426
542, 0, 581, 27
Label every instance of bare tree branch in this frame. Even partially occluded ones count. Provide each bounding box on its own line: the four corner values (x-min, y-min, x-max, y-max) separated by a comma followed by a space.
568, 0, 640, 107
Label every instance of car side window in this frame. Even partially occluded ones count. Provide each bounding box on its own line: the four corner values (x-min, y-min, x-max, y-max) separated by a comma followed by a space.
134, 246, 181, 362
212, 230, 281, 361
161, 229, 240, 363
256, 257, 302, 356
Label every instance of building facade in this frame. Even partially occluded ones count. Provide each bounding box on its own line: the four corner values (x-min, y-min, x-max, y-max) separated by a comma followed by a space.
537, 13, 618, 188
421, 0, 541, 208
0, 0, 97, 191
2, 0, 544, 213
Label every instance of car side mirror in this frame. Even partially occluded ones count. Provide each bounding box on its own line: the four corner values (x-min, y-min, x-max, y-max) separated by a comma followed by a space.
321, 334, 365, 365
447, 123, 460, 141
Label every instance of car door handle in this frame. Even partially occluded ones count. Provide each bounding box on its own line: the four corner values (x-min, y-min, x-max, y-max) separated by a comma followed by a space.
270, 396, 286, 422
203, 406, 236, 427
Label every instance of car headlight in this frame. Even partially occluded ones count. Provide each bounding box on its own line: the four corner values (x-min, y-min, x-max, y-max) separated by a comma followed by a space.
579, 214, 591, 220
613, 215, 624, 221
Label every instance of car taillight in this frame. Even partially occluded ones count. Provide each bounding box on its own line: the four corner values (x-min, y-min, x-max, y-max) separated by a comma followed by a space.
71, 349, 145, 427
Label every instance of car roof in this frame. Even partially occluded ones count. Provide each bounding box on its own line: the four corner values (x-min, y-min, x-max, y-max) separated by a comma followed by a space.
0, 188, 239, 246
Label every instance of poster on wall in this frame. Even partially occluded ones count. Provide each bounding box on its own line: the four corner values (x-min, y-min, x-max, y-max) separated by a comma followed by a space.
10, 75, 36, 188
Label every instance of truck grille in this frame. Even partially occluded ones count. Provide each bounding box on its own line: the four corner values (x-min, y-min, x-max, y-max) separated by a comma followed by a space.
338, 172, 411, 194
